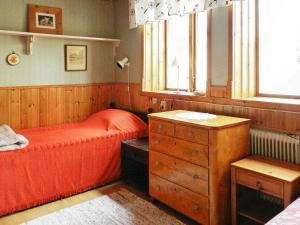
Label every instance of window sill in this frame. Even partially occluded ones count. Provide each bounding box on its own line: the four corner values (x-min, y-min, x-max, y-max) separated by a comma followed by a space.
141, 90, 206, 98
140, 90, 300, 112
141, 90, 300, 105
240, 97, 300, 106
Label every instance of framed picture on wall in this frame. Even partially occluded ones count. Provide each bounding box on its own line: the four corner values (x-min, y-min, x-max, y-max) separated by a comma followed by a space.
65, 45, 87, 71
28, 4, 63, 34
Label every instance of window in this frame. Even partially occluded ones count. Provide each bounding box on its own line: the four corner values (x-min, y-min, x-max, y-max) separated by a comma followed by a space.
258, 0, 300, 97
143, 12, 208, 94
233, 0, 300, 99
166, 15, 190, 90
195, 12, 208, 92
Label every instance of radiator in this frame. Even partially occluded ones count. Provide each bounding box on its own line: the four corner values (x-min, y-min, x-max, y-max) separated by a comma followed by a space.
250, 128, 300, 165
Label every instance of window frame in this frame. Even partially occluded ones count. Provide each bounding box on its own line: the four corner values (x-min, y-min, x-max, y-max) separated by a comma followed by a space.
142, 12, 210, 94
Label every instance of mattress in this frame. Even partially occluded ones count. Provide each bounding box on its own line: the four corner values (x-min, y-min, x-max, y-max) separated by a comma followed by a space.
266, 198, 300, 225
0, 109, 148, 216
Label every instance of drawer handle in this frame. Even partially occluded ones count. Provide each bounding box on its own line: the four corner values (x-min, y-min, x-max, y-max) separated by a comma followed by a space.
158, 124, 164, 129
155, 139, 160, 144
188, 131, 194, 138
191, 149, 199, 156
193, 174, 200, 180
256, 181, 264, 191
191, 203, 200, 212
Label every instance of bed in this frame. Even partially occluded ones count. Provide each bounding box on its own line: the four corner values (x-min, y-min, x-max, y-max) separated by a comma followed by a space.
266, 198, 300, 225
0, 109, 148, 216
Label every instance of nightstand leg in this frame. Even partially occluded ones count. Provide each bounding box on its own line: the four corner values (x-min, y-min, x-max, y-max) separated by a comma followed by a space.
231, 167, 237, 225
284, 183, 293, 208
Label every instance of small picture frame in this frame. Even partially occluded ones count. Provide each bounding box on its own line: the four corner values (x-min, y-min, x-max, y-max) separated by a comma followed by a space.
65, 45, 87, 71
28, 4, 62, 34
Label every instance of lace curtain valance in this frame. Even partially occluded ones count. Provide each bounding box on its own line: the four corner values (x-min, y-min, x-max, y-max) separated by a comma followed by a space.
129, 0, 233, 29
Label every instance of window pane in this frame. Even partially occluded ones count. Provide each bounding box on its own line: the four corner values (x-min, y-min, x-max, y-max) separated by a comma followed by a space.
196, 11, 207, 92
166, 15, 190, 90
259, 0, 300, 96
143, 21, 165, 92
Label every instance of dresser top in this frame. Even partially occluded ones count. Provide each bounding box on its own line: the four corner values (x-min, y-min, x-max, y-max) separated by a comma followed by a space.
232, 156, 300, 182
148, 110, 250, 129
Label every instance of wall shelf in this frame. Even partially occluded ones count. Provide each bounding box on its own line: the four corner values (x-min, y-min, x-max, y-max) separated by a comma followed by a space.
0, 30, 120, 56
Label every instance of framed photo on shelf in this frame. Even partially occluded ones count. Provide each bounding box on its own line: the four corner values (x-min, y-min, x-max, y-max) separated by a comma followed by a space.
28, 4, 62, 34
65, 45, 87, 71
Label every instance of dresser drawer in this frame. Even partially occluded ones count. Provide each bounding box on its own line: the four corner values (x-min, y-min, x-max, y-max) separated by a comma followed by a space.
150, 151, 209, 196
174, 139, 209, 168
150, 120, 174, 136
149, 133, 175, 155
175, 125, 208, 145
236, 169, 284, 198
150, 134, 209, 168
150, 173, 209, 225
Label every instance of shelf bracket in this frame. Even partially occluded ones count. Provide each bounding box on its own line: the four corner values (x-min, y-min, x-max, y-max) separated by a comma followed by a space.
112, 42, 120, 58
26, 35, 35, 55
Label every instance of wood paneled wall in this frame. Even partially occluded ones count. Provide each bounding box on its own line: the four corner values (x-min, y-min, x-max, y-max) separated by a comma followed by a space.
112, 83, 300, 135
0, 84, 112, 130
2, 82, 300, 135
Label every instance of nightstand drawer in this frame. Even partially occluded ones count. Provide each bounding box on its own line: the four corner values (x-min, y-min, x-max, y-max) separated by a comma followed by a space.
175, 125, 208, 145
236, 169, 284, 198
150, 151, 209, 196
150, 120, 174, 136
149, 133, 174, 154
149, 173, 209, 225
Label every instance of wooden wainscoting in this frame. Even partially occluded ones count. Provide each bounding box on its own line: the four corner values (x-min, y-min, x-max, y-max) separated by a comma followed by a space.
209, 86, 228, 98
112, 83, 300, 135
112, 83, 151, 112
0, 84, 113, 130
172, 101, 300, 135
2, 82, 300, 134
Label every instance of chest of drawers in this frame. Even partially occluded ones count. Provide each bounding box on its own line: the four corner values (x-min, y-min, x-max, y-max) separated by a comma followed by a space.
148, 110, 250, 225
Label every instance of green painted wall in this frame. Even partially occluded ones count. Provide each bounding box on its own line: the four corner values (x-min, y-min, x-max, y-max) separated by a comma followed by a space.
0, 0, 115, 87
0, 0, 229, 87
114, 0, 143, 83
0, 0, 115, 37
211, 7, 229, 86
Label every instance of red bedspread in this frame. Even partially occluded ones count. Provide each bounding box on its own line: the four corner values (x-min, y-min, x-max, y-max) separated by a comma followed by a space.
0, 109, 148, 216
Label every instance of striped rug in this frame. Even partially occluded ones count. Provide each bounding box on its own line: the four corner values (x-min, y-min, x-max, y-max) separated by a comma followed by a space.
21, 188, 186, 225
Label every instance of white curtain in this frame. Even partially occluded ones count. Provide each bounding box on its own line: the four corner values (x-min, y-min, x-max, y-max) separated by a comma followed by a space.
129, 0, 233, 29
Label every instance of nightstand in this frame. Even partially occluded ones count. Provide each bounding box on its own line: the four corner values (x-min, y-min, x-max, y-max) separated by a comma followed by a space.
121, 137, 149, 193
231, 156, 300, 225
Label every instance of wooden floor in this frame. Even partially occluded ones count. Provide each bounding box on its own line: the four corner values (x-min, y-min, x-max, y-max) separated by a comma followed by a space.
0, 182, 197, 225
